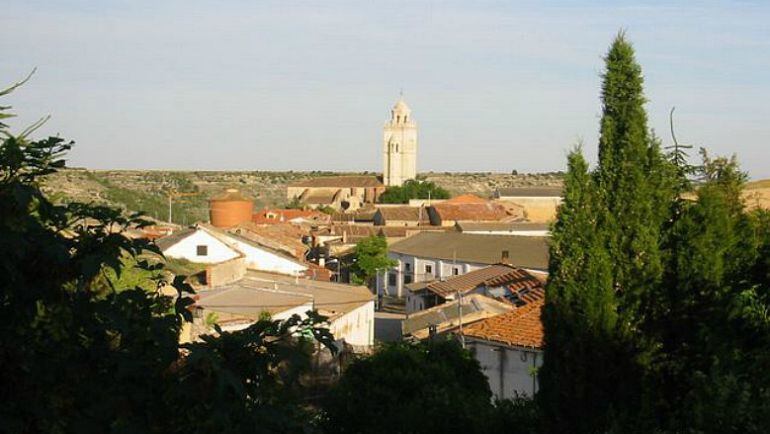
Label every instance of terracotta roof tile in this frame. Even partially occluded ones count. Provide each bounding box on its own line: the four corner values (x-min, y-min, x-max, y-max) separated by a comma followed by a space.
430, 201, 513, 222
463, 299, 544, 349
445, 194, 488, 204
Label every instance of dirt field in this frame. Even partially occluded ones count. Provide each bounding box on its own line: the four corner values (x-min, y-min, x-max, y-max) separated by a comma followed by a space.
744, 179, 770, 209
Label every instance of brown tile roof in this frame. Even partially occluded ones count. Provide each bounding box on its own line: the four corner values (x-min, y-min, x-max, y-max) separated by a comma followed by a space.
375, 206, 429, 223
495, 186, 563, 198
463, 298, 544, 349
445, 194, 489, 204
423, 263, 544, 298
389, 232, 549, 271
230, 222, 310, 259
430, 201, 513, 223
291, 176, 384, 188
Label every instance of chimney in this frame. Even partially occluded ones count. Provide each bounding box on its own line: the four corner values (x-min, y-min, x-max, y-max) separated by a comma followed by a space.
501, 250, 510, 264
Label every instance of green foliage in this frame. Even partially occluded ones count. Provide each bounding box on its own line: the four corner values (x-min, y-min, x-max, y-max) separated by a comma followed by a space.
541, 33, 770, 434
85, 171, 203, 224
165, 312, 336, 433
378, 179, 450, 204
284, 195, 304, 209
350, 235, 395, 286
0, 78, 335, 433
321, 339, 528, 434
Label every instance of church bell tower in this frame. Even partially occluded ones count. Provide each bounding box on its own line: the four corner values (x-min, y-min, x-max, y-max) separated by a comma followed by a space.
383, 96, 418, 187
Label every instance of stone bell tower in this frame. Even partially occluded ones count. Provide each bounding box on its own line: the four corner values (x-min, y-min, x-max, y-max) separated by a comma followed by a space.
383, 96, 417, 187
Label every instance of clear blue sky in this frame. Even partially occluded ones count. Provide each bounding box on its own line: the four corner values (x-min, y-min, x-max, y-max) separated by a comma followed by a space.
2, 1, 769, 178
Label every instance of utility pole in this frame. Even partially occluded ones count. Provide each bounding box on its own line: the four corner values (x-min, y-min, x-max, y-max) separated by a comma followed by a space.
453, 249, 465, 348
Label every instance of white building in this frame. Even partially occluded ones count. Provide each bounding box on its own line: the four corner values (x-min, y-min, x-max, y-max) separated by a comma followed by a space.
383, 96, 417, 187
157, 226, 241, 264
195, 271, 375, 348
378, 232, 549, 298
464, 299, 545, 399
156, 225, 310, 276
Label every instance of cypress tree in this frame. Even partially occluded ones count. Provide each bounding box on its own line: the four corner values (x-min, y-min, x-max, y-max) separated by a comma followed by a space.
541, 150, 619, 433
541, 33, 677, 433
594, 32, 673, 319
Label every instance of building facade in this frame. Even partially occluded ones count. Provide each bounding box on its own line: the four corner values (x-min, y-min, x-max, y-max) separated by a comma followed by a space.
383, 97, 417, 187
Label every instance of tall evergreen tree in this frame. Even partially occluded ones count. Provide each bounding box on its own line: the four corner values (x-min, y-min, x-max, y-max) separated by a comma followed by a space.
541, 150, 622, 433
541, 33, 678, 433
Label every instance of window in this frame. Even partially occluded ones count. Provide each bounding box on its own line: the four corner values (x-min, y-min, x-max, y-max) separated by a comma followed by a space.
388, 273, 396, 286
405, 263, 411, 271
404, 274, 413, 285
425, 264, 433, 275
196, 245, 208, 256
453, 267, 460, 276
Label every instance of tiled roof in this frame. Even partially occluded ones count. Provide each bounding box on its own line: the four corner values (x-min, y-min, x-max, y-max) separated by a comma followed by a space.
430, 201, 513, 223
445, 194, 488, 204
154, 227, 196, 251
402, 294, 515, 339
423, 263, 544, 298
463, 298, 544, 349
495, 186, 563, 198
389, 232, 549, 271
290, 176, 384, 188
231, 222, 310, 259
375, 206, 429, 223
455, 221, 549, 233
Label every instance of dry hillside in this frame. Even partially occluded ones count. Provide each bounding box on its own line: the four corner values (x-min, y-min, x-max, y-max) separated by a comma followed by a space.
41, 169, 564, 225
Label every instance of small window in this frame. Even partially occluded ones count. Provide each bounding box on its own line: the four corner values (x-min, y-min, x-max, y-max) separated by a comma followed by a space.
425, 264, 433, 274
404, 274, 413, 285
388, 273, 396, 286
196, 245, 208, 256
405, 263, 411, 271
453, 267, 460, 276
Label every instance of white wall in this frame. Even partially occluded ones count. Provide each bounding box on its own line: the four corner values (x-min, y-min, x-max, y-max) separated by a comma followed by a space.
164, 230, 240, 264
468, 339, 542, 399
380, 252, 486, 298
327, 300, 375, 347
224, 236, 308, 276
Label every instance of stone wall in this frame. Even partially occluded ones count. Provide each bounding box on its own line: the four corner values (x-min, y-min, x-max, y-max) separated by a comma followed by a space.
205, 256, 246, 287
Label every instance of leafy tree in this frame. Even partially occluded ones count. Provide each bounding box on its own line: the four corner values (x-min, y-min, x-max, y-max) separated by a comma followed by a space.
0, 74, 334, 433
379, 179, 450, 204
647, 151, 770, 433
350, 235, 395, 286
320, 339, 495, 434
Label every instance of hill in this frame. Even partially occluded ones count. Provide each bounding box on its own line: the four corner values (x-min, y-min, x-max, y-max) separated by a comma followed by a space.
40, 169, 564, 224
744, 179, 770, 209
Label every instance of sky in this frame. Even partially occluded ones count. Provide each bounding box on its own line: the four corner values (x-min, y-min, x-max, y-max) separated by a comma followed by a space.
2, 1, 769, 178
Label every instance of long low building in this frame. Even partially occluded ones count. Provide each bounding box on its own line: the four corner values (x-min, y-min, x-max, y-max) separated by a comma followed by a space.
378, 231, 549, 297
194, 271, 375, 348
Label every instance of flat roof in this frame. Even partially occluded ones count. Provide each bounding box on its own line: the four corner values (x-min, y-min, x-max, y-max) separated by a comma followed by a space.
197, 271, 374, 320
